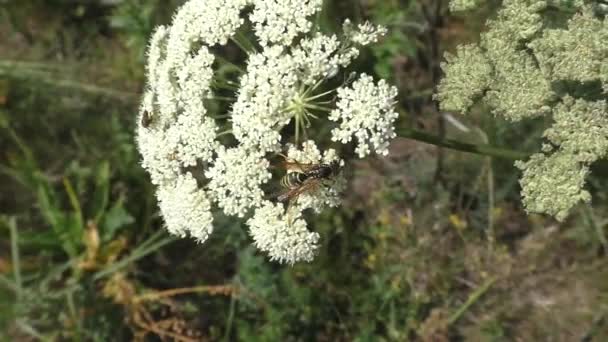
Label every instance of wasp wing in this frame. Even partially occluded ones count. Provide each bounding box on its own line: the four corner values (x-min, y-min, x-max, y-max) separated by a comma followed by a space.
281, 159, 316, 173
276, 179, 320, 203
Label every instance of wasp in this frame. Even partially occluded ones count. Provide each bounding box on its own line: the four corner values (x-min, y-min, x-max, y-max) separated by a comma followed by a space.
277, 158, 341, 205
141, 110, 153, 128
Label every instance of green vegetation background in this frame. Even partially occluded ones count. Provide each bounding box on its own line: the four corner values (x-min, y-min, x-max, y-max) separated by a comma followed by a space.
1, 0, 607, 341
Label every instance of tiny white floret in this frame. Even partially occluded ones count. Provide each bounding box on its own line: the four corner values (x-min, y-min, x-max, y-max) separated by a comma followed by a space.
248, 201, 320, 264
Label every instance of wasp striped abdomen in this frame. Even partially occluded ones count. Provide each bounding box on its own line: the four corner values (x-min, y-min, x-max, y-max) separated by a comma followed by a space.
277, 161, 341, 204
281, 171, 309, 189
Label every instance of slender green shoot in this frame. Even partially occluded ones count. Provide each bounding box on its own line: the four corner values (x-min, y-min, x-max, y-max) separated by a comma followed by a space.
448, 276, 497, 325
397, 127, 530, 160
8, 217, 23, 300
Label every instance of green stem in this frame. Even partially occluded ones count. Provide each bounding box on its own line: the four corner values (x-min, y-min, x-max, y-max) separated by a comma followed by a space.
214, 55, 245, 73
236, 31, 257, 53
0, 60, 137, 102
302, 79, 325, 98
295, 112, 301, 145
230, 37, 250, 55
210, 114, 232, 119
92, 231, 175, 281
396, 127, 530, 160
448, 276, 497, 325
303, 103, 331, 112
212, 80, 239, 91
306, 87, 336, 101
206, 95, 235, 102
223, 283, 237, 342
217, 130, 233, 137
8, 217, 22, 300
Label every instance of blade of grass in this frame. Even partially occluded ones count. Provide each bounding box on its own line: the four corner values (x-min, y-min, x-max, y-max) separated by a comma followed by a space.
487, 158, 495, 248
92, 161, 110, 224
582, 205, 608, 253
448, 276, 497, 325
0, 60, 138, 102
52, 231, 173, 297
66, 289, 83, 337
92, 231, 176, 281
38, 259, 75, 292
63, 177, 83, 229
223, 278, 238, 342
16, 319, 51, 342
8, 217, 22, 300
0, 274, 17, 292
581, 310, 607, 342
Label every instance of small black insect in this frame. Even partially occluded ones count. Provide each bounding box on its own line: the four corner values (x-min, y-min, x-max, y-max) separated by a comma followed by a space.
141, 110, 153, 128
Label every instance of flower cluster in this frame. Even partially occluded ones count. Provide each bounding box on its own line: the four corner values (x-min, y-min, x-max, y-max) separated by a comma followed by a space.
440, 1, 608, 220
205, 147, 271, 218
249, 0, 323, 47
330, 74, 399, 158
156, 174, 214, 243
248, 202, 320, 264
137, 0, 397, 264
285, 141, 345, 213
448, 0, 482, 12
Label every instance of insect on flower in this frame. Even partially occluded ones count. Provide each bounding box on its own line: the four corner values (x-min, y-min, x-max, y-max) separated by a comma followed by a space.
277, 157, 342, 206
141, 110, 153, 128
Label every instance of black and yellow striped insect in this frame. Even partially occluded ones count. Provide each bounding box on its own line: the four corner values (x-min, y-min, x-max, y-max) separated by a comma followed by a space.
277, 158, 341, 205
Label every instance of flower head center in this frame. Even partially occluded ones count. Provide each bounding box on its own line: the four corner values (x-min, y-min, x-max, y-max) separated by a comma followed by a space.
286, 85, 334, 144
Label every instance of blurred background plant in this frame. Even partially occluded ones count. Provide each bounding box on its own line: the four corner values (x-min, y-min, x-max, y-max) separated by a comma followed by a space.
1, 0, 607, 341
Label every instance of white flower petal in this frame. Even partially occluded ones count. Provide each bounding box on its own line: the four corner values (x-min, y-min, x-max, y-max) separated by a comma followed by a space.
206, 146, 272, 217
157, 173, 214, 243
330, 74, 399, 158
248, 202, 320, 264
250, 0, 323, 46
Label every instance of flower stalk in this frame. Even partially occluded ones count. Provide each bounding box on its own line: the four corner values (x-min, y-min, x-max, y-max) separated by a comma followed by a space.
396, 127, 530, 160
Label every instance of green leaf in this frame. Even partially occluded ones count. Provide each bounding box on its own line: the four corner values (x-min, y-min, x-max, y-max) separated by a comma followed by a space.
62, 177, 83, 230
61, 213, 84, 258
7, 229, 63, 249
91, 161, 110, 224
100, 200, 134, 242
36, 183, 60, 231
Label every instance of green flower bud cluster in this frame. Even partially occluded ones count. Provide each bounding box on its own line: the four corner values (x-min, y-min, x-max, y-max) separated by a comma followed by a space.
449, 0, 483, 12
515, 151, 590, 221
439, 1, 608, 220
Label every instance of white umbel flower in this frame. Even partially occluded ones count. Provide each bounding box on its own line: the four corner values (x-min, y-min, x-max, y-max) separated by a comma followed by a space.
205, 146, 272, 217
176, 48, 215, 115
343, 19, 388, 46
156, 0, 247, 124
146, 26, 169, 92
166, 113, 219, 168
137, 127, 180, 186
292, 34, 342, 84
248, 201, 320, 264
330, 74, 399, 158
138, 0, 401, 264
137, 91, 180, 186
250, 0, 323, 46
155, 61, 180, 123
138, 91, 218, 185
286, 141, 345, 213
292, 34, 360, 85
157, 173, 214, 243
166, 0, 248, 66
232, 46, 299, 152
